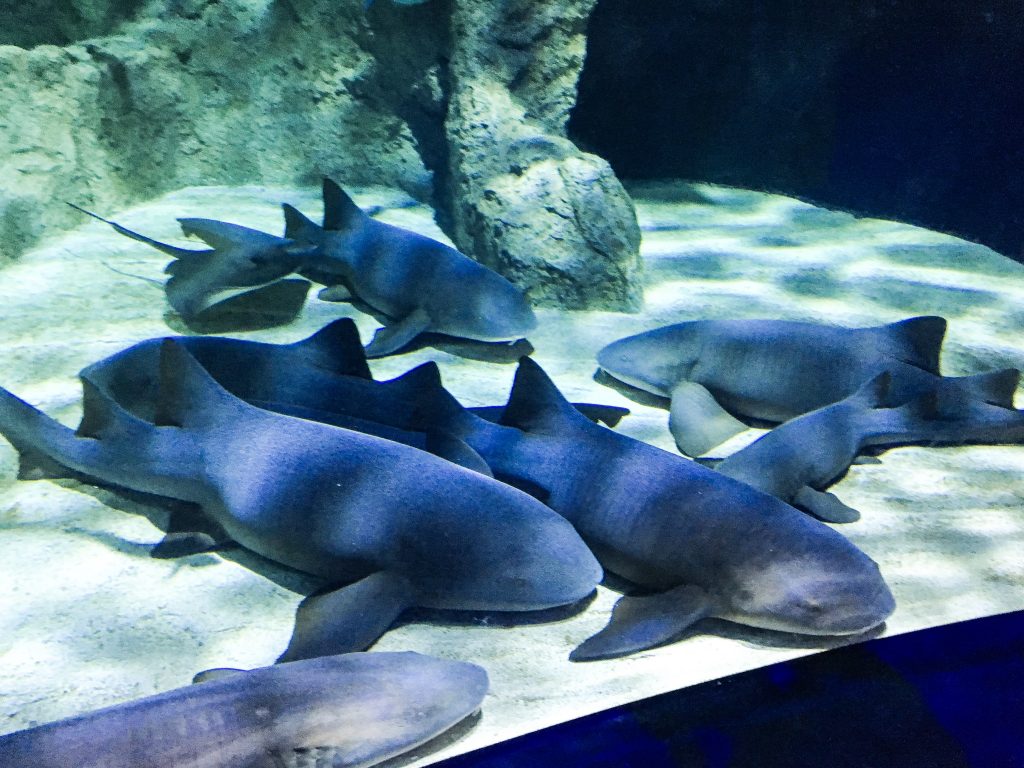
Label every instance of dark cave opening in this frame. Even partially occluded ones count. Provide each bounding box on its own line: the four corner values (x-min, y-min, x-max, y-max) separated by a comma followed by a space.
570, 0, 1024, 261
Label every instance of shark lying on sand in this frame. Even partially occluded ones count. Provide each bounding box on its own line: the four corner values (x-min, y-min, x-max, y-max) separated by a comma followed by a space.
0, 343, 601, 661
68, 203, 315, 320
597, 315, 1019, 456
708, 369, 1024, 523
0, 652, 487, 768
165, 350, 895, 661
80, 319, 627, 476
284, 179, 537, 357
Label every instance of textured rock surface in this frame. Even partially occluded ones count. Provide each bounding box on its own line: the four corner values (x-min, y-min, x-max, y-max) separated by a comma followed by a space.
1, 182, 1022, 765
1, 0, 642, 309
443, 0, 643, 310
0, 1, 427, 262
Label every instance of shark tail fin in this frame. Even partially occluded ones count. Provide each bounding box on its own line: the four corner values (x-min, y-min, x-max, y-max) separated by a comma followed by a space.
872, 316, 947, 373
68, 202, 207, 261
282, 203, 324, 244
941, 368, 1020, 409
155, 340, 249, 428
848, 372, 892, 409
500, 357, 589, 436
290, 319, 373, 379
322, 178, 368, 231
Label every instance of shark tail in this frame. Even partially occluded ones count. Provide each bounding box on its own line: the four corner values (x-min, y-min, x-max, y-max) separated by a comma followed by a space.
67, 202, 207, 261
0, 383, 131, 483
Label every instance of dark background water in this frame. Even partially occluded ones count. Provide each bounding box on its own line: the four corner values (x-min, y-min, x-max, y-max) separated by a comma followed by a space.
435, 610, 1024, 767
571, 0, 1024, 262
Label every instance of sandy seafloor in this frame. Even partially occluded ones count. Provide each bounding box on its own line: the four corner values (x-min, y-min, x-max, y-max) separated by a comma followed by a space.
1, 180, 1023, 764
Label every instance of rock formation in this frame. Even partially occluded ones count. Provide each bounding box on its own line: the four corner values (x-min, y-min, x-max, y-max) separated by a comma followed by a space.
0, 0, 642, 309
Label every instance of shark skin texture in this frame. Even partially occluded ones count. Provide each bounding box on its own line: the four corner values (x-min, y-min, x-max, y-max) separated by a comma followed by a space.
283, 179, 537, 357
596, 316, 1020, 457
133, 347, 893, 662
0, 342, 602, 662
0, 652, 488, 768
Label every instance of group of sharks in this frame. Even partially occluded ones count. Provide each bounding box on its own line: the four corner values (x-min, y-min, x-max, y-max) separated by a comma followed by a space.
2, 181, 1020, 765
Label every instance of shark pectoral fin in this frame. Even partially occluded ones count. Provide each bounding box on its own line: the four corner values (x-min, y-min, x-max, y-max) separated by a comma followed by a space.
317, 284, 354, 302
192, 667, 246, 684
570, 584, 712, 662
277, 571, 416, 663
792, 486, 861, 524
668, 381, 748, 456
364, 309, 432, 358
424, 431, 494, 477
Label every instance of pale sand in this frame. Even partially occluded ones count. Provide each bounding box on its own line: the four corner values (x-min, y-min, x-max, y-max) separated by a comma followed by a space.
0, 181, 1022, 764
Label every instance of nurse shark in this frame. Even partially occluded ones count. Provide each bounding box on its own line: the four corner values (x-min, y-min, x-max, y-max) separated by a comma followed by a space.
283, 179, 537, 357
0, 652, 487, 768
710, 369, 1024, 523
596, 316, 1019, 456
0, 342, 601, 661
68, 203, 315, 321
140, 349, 895, 661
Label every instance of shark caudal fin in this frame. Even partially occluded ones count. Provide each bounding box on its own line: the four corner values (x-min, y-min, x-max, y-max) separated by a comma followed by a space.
499, 357, 591, 436
322, 178, 368, 232
155, 340, 249, 428
68, 202, 207, 261
282, 203, 324, 244
872, 316, 947, 373
290, 319, 373, 380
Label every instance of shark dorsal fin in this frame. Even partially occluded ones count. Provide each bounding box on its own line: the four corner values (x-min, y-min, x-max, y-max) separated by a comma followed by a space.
155, 340, 247, 428
875, 316, 947, 373
384, 361, 445, 401
322, 178, 367, 231
291, 319, 373, 379
282, 203, 324, 244
500, 357, 587, 435
76, 377, 136, 439
849, 371, 891, 409
962, 368, 1020, 408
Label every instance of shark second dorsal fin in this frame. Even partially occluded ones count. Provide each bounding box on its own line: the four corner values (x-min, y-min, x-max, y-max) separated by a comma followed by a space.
956, 368, 1020, 408
500, 357, 588, 436
876, 316, 947, 373
155, 340, 248, 428
283, 203, 324, 244
848, 371, 892, 409
291, 319, 373, 379
322, 178, 367, 232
